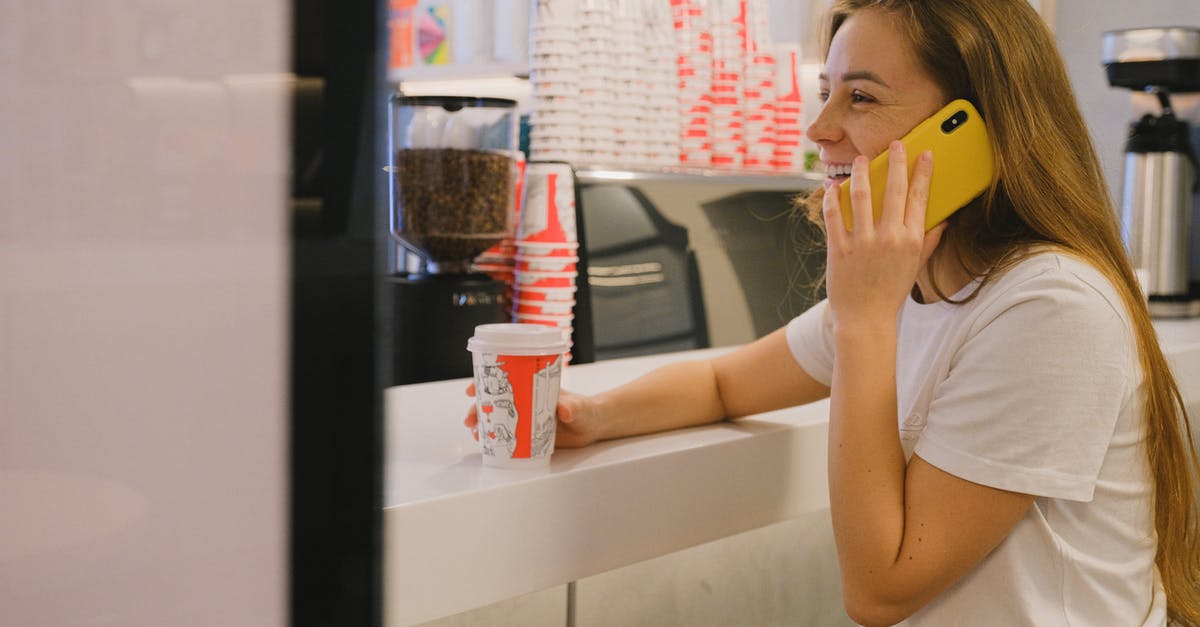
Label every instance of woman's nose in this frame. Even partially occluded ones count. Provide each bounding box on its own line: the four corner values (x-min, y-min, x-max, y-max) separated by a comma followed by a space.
806, 103, 841, 145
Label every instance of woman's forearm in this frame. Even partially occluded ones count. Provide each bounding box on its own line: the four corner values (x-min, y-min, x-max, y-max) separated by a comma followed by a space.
591, 359, 728, 442
828, 324, 908, 588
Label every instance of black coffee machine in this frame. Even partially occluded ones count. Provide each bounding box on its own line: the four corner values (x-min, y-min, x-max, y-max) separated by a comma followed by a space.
387, 95, 517, 384
1104, 27, 1200, 317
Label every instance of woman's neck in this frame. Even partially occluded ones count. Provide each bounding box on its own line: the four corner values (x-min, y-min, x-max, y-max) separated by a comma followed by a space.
914, 246, 974, 304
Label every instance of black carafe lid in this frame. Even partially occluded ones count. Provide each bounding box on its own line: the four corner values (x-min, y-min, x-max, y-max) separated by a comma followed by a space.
1125, 111, 1192, 154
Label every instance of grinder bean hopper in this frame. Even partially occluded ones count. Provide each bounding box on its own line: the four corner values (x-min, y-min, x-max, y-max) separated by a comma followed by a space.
387, 95, 518, 384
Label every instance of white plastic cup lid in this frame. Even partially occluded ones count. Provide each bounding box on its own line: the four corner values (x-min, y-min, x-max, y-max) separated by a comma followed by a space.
467, 323, 570, 355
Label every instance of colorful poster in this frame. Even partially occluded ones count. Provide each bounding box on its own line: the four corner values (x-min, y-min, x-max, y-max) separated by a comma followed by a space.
418, 4, 451, 66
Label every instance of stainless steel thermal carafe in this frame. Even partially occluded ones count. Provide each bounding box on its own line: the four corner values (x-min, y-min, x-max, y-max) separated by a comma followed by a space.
1120, 109, 1198, 317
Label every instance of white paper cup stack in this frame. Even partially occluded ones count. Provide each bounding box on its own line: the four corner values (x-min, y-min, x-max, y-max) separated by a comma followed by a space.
574, 1, 619, 168
512, 161, 579, 361
643, 3, 682, 168
529, 2, 583, 163
612, 5, 651, 167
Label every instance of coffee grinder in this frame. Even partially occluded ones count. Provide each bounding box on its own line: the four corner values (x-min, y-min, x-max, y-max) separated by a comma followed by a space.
387, 95, 517, 384
1103, 27, 1200, 317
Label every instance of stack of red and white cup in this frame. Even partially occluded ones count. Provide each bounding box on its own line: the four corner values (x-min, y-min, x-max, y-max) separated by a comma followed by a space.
741, 0, 776, 171
511, 162, 580, 362
709, 0, 746, 170
672, 0, 714, 168
772, 48, 804, 172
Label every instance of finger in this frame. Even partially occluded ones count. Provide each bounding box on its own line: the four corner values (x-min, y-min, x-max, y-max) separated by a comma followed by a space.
557, 398, 574, 423
466, 382, 476, 397
464, 404, 478, 428
822, 180, 848, 251
880, 140, 908, 227
848, 155, 875, 235
907, 149, 934, 231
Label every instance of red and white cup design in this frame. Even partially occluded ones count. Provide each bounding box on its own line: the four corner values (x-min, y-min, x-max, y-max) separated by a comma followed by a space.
513, 299, 575, 316
518, 162, 577, 243
514, 240, 579, 257
467, 323, 569, 468
514, 270, 577, 288
512, 313, 574, 330
512, 285, 577, 302
515, 254, 578, 273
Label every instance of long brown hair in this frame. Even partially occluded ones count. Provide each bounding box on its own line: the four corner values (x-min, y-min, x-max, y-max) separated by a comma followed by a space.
808, 1, 1200, 623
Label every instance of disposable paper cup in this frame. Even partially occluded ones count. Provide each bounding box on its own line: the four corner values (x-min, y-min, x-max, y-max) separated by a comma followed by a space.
512, 285, 577, 302
513, 299, 576, 315
514, 270, 577, 288
518, 162, 578, 243
467, 323, 569, 468
515, 254, 579, 272
513, 313, 575, 329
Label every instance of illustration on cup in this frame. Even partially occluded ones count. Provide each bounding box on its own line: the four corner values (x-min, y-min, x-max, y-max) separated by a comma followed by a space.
473, 352, 562, 462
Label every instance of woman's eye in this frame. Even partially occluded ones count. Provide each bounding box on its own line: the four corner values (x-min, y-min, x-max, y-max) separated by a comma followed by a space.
817, 90, 830, 102
850, 90, 874, 104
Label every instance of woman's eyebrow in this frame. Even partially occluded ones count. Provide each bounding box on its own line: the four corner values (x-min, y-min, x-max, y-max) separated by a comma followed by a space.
817, 70, 891, 88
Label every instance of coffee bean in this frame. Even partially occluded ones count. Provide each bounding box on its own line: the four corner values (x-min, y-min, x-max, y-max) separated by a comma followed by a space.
394, 148, 512, 265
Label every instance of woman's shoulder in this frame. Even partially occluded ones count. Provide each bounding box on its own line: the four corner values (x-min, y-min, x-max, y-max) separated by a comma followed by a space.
986, 250, 1124, 307
973, 249, 1131, 331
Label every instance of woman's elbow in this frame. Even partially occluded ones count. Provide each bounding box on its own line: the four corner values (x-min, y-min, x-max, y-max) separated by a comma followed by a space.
841, 586, 918, 627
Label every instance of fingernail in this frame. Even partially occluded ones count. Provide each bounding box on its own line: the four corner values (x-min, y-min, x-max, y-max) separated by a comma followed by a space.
921, 150, 933, 162
823, 178, 834, 189
891, 140, 904, 153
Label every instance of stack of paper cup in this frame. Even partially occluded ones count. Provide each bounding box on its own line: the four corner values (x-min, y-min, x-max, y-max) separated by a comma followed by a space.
467, 322, 569, 468
612, 1, 649, 167
472, 151, 526, 304
742, 51, 776, 171
741, 0, 775, 171
709, 0, 745, 170
644, 2, 682, 168
529, 2, 582, 163
772, 47, 804, 173
672, 0, 713, 167
577, 0, 619, 167
511, 161, 579, 361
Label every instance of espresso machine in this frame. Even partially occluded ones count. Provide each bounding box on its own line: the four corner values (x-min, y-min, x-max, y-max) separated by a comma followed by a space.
1104, 27, 1200, 317
387, 95, 517, 384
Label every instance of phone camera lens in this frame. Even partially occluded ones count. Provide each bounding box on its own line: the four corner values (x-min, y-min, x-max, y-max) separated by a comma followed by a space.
941, 110, 969, 133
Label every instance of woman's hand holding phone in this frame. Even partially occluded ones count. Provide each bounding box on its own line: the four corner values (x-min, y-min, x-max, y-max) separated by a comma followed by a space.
823, 141, 947, 333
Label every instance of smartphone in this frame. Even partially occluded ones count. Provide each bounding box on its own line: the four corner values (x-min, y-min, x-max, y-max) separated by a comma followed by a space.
838, 98, 995, 231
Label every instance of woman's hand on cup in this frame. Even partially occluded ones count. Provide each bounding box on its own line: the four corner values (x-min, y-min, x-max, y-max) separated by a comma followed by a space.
464, 383, 600, 449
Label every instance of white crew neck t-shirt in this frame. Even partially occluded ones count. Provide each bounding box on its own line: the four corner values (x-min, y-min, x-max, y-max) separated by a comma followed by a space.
786, 252, 1166, 626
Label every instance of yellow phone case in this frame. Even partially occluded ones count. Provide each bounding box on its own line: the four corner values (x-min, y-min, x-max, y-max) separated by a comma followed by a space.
838, 99, 994, 231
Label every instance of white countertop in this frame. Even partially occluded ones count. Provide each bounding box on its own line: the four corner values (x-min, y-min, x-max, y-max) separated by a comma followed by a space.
384, 319, 1200, 626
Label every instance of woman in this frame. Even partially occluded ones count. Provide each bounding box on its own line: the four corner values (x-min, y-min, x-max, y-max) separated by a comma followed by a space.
467, 1, 1200, 624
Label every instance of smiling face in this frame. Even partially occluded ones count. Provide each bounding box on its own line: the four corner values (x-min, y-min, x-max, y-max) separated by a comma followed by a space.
809, 8, 948, 184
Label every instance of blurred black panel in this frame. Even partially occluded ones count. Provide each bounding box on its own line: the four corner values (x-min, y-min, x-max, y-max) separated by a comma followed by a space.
289, 0, 385, 624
